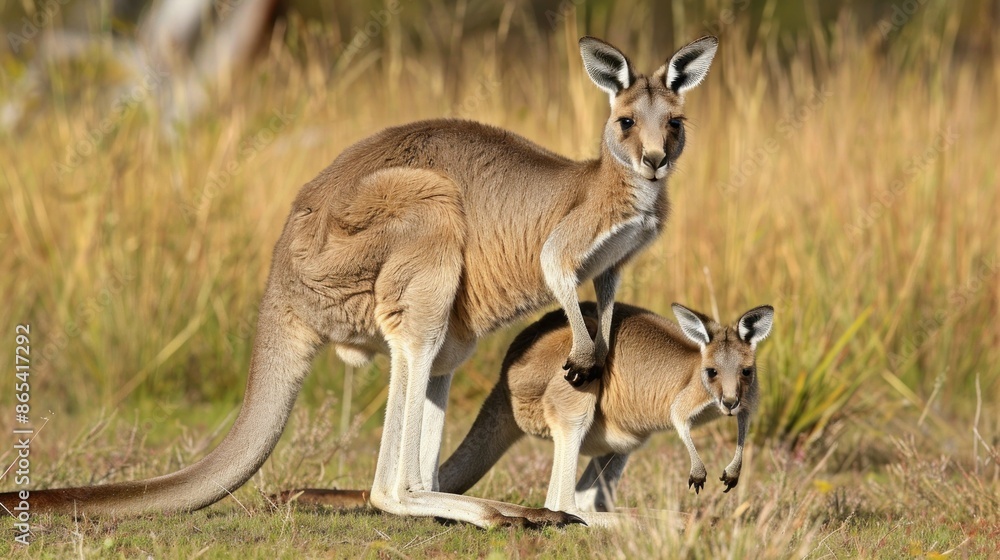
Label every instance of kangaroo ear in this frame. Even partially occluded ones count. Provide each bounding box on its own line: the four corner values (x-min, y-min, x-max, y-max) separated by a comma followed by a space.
659, 36, 718, 94
738, 305, 774, 346
579, 36, 635, 101
672, 303, 711, 348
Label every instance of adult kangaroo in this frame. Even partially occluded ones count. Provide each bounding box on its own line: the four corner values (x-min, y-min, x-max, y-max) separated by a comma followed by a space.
0, 35, 718, 528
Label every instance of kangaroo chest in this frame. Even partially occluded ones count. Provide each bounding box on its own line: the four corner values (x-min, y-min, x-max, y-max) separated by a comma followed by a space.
575, 183, 666, 281
580, 416, 648, 456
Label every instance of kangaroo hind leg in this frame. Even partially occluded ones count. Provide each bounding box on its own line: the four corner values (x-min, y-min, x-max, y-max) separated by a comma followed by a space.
370, 259, 571, 527
365, 169, 581, 527
576, 453, 629, 512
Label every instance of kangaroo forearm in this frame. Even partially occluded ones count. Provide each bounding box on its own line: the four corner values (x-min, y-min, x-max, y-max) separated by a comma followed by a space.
541, 212, 605, 358
593, 267, 621, 360
730, 410, 751, 469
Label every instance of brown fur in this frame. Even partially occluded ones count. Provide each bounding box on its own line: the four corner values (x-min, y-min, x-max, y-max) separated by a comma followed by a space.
0, 36, 719, 528
439, 301, 773, 524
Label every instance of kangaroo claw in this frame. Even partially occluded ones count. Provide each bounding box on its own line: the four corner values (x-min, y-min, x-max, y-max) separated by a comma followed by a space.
562, 360, 602, 387
720, 472, 739, 492
688, 475, 705, 494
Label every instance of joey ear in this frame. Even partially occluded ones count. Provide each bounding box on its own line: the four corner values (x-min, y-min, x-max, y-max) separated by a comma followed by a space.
658, 36, 718, 94
579, 36, 635, 101
738, 305, 774, 346
672, 303, 711, 348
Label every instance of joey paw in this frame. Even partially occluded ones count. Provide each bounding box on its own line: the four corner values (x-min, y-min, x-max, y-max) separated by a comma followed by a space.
720, 471, 740, 493
688, 474, 706, 494
562, 359, 603, 387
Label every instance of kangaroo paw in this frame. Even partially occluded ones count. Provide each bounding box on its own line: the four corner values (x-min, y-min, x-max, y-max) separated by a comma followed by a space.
719, 472, 740, 493
688, 474, 706, 494
563, 360, 602, 387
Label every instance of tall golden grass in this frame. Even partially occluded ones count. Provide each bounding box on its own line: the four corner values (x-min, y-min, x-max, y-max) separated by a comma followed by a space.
0, 4, 998, 557
0, 1, 996, 459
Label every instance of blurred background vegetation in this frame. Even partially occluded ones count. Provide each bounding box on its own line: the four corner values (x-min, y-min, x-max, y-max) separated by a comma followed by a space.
0, 0, 997, 492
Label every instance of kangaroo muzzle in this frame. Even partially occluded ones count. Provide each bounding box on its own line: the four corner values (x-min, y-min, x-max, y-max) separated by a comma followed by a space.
721, 396, 740, 414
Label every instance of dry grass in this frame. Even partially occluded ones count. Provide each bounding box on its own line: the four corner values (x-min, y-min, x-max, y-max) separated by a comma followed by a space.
1, 0, 998, 557
1, 410, 997, 558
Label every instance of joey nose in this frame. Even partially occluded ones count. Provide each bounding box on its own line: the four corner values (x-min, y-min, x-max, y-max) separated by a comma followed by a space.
723, 397, 740, 411
642, 152, 668, 170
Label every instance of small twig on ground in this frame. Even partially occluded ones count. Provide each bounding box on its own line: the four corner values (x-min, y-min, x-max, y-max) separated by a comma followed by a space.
404, 527, 455, 551
214, 481, 252, 517
972, 372, 982, 475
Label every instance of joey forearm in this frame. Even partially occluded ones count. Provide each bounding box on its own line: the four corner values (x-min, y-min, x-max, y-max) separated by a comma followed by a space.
673, 418, 707, 494
720, 410, 751, 492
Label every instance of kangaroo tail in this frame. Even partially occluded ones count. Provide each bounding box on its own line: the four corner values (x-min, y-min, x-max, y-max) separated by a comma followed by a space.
438, 383, 524, 495
0, 283, 320, 516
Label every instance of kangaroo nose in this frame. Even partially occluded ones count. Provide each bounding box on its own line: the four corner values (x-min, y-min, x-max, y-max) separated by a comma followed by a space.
642, 152, 668, 170
723, 397, 740, 411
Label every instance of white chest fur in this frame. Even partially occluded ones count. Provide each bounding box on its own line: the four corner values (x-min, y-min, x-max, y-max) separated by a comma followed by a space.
580, 419, 647, 456
631, 176, 662, 216
575, 183, 662, 281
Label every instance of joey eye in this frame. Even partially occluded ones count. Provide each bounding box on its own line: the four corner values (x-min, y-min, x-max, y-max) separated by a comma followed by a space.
705, 368, 718, 379
742, 367, 754, 377
668, 118, 683, 129
618, 117, 635, 131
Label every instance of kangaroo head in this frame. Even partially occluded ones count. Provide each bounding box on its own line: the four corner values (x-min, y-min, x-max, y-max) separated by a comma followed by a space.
672, 303, 774, 416
579, 36, 718, 182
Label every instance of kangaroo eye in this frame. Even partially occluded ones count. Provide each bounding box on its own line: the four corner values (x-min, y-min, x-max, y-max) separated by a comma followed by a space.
705, 368, 718, 379
668, 118, 683, 129
618, 117, 635, 131
742, 367, 754, 377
